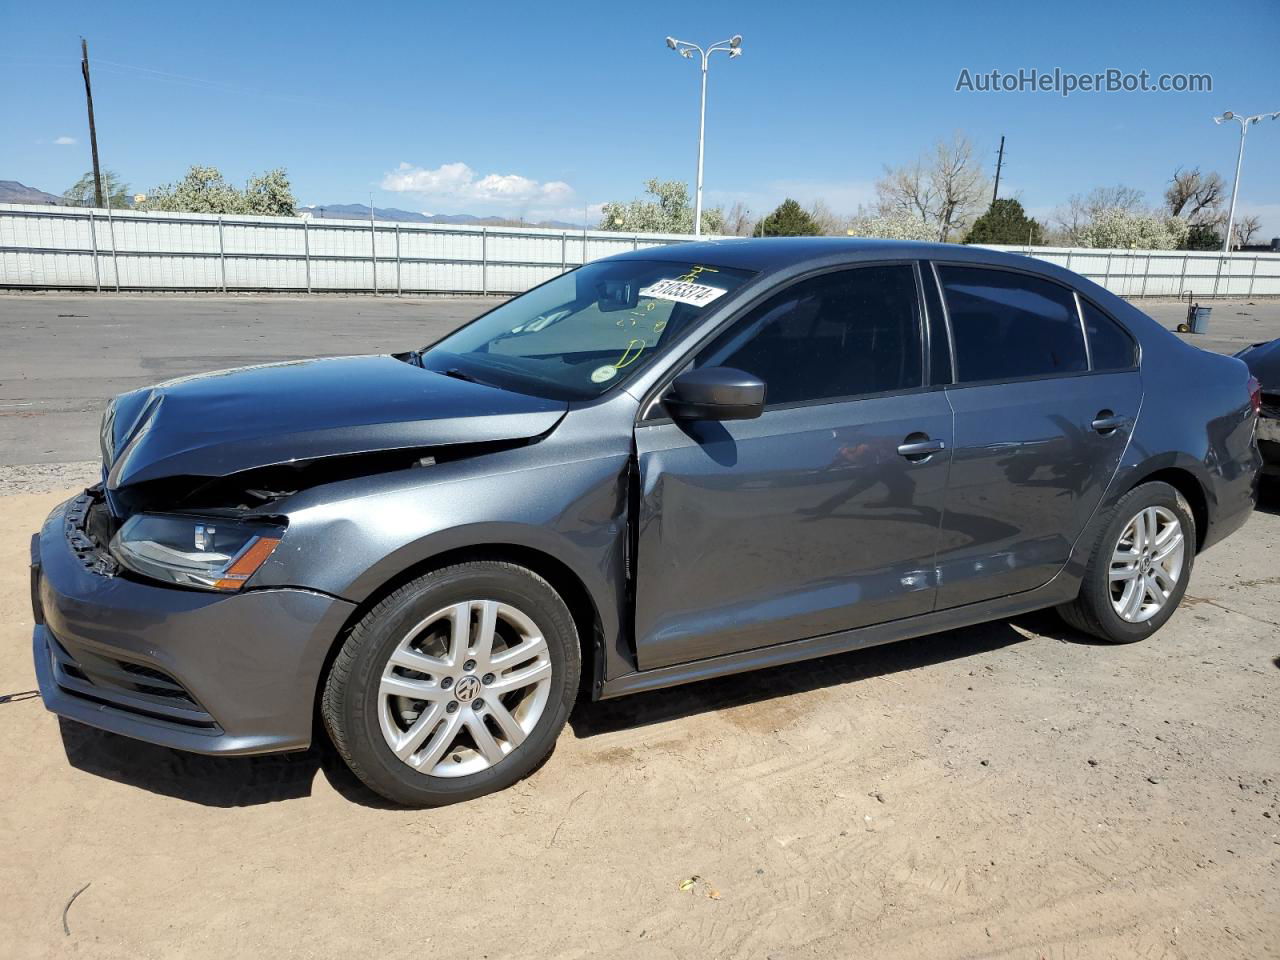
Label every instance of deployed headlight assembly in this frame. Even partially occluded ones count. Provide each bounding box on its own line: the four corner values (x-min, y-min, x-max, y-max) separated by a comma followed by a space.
110, 514, 284, 591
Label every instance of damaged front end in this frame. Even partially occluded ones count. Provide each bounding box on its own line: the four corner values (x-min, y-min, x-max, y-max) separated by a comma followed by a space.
93, 353, 570, 592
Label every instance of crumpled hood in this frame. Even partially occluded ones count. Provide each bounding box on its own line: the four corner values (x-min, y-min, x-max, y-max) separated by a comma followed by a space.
1238, 338, 1280, 391
102, 355, 567, 489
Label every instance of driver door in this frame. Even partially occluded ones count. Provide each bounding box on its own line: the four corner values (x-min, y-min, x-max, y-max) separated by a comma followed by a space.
632, 263, 954, 670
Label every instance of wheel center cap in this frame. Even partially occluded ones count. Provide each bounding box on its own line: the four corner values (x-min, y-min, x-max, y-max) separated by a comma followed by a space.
1142, 556, 1153, 572
454, 675, 482, 702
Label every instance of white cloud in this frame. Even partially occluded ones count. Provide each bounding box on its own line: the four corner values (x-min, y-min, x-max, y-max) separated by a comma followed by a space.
54, 135, 77, 145
381, 161, 573, 208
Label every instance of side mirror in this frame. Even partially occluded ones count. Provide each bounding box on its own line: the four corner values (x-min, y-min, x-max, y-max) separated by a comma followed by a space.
665, 367, 765, 421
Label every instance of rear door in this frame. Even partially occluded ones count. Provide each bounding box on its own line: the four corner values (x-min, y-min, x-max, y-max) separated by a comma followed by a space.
928, 263, 1142, 608
632, 263, 953, 669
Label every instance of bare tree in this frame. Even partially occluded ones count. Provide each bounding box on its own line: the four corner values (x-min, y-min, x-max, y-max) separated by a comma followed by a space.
1052, 184, 1146, 244
876, 133, 988, 241
1086, 184, 1146, 214
807, 199, 845, 236
1164, 167, 1226, 225
1049, 194, 1091, 245
930, 135, 989, 241
1232, 214, 1263, 249
724, 201, 755, 237
876, 160, 936, 223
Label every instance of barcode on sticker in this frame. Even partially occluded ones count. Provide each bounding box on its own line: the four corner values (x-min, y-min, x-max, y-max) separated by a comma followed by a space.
639, 279, 728, 308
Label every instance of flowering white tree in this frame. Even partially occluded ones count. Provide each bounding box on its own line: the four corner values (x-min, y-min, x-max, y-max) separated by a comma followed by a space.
599, 179, 723, 235
141, 166, 295, 216
846, 212, 937, 242
1077, 210, 1189, 250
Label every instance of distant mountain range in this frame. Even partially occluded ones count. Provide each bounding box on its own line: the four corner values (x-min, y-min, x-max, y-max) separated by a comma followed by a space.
0, 181, 584, 227
297, 203, 581, 229
0, 180, 65, 205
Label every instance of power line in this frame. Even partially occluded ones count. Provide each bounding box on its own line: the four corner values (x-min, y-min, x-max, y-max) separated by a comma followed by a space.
92, 57, 317, 105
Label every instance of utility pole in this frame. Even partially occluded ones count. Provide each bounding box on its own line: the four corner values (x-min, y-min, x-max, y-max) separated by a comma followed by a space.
80, 38, 104, 208
991, 135, 1005, 206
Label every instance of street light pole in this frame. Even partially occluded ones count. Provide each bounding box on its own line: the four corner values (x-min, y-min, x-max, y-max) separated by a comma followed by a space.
666, 34, 742, 237
1213, 110, 1279, 253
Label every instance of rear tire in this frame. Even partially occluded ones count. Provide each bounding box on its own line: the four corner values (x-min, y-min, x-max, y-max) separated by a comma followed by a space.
1057, 481, 1195, 644
322, 561, 580, 806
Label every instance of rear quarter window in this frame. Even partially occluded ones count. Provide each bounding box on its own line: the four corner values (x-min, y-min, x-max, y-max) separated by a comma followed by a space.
1079, 298, 1138, 371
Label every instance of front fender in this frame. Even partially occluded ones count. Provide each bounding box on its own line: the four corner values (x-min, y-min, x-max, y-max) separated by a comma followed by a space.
253, 447, 631, 666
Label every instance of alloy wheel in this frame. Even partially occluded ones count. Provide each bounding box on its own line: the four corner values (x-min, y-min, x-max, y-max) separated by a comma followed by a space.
378, 600, 552, 777
1109, 506, 1186, 623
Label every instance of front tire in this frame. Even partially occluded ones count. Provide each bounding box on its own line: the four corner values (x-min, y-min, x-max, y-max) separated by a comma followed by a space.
322, 561, 580, 806
1058, 481, 1195, 644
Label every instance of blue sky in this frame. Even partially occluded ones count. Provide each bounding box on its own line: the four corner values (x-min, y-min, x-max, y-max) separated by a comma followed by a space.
4, 0, 1279, 233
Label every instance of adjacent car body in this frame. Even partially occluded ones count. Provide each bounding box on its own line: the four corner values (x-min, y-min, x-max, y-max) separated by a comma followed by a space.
1237, 337, 1280, 481
31, 238, 1261, 803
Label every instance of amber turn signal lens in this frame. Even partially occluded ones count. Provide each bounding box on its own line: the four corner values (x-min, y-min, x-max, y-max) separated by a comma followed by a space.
212, 536, 282, 591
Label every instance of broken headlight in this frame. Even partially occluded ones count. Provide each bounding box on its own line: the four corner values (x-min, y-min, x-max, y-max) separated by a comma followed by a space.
110, 514, 284, 591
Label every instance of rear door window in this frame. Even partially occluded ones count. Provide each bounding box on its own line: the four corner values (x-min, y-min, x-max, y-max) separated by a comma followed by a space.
938, 265, 1088, 383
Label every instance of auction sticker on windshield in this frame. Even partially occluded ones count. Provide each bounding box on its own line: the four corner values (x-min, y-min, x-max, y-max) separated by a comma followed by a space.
639, 278, 728, 308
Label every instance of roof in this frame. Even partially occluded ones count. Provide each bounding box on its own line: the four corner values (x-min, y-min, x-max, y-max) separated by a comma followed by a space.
611, 235, 1047, 275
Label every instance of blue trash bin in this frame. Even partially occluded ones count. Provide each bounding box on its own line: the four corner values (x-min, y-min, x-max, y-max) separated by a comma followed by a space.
1189, 306, 1211, 334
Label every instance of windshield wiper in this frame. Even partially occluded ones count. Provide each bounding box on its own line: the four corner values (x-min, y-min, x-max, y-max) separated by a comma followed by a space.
441, 367, 488, 386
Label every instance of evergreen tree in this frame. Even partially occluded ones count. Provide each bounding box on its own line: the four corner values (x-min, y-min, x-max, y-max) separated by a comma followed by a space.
964, 198, 1044, 245
758, 198, 821, 237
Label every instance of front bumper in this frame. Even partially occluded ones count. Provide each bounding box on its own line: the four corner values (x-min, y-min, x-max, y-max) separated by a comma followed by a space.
32, 492, 356, 755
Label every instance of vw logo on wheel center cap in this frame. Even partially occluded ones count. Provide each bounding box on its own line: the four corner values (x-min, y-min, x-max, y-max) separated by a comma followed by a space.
454, 675, 482, 702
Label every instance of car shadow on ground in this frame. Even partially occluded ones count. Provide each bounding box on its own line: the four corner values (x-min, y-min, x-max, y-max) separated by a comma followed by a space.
1255, 480, 1280, 516
53, 615, 1058, 809
570, 617, 1038, 738
57, 718, 330, 808
56, 713, 419, 809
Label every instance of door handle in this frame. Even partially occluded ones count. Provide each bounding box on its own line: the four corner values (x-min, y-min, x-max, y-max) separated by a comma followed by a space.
897, 437, 946, 461
1091, 410, 1127, 435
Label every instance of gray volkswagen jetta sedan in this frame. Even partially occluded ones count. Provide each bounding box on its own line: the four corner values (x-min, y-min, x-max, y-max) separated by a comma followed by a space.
32, 238, 1261, 805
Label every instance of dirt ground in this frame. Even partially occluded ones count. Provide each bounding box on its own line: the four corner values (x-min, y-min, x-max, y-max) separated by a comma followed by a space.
2, 484, 1278, 959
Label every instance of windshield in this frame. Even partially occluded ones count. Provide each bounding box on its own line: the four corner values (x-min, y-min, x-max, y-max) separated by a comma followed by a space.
420, 259, 756, 399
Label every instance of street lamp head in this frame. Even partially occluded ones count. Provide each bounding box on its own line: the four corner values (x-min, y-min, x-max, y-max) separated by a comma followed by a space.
729, 47, 742, 58
681, 48, 693, 58
729, 34, 742, 48
1222, 111, 1234, 120
665, 36, 677, 49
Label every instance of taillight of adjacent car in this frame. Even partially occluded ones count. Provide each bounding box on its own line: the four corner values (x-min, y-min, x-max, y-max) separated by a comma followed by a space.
1247, 375, 1262, 417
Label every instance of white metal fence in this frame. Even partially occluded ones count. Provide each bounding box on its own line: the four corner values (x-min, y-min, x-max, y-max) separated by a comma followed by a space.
0, 203, 689, 295
984, 244, 1280, 299
2, 202, 1278, 298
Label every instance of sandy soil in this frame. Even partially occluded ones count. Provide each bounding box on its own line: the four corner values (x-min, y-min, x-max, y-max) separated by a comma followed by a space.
1, 486, 1277, 960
